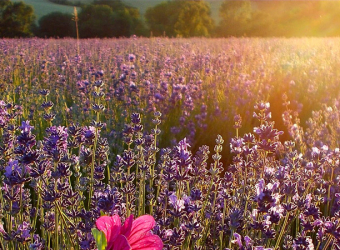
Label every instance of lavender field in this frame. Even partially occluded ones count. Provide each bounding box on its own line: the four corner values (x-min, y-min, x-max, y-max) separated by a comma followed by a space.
1, 37, 340, 249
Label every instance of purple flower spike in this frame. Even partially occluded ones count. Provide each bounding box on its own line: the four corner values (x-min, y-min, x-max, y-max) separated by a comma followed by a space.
232, 233, 243, 248
19, 120, 34, 133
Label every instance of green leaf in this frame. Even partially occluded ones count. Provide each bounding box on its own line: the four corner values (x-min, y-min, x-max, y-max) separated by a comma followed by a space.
92, 228, 107, 250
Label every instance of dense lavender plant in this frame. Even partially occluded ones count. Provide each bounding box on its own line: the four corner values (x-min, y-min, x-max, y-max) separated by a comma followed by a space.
2, 37, 340, 249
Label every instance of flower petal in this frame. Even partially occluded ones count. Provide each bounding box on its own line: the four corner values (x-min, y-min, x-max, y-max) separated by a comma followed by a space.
128, 215, 156, 246
96, 215, 121, 250
121, 214, 133, 238
129, 234, 163, 250
113, 234, 131, 250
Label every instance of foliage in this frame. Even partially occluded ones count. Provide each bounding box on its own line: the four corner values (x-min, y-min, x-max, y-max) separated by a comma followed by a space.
37, 12, 75, 38
0, 0, 35, 38
49, 0, 69, 5
0, 0, 11, 8
217, 0, 253, 37
174, 0, 214, 37
48, 0, 84, 7
78, 1, 146, 38
217, 0, 340, 37
7, 0, 340, 38
12, 0, 77, 22
145, 0, 214, 37
93, 0, 128, 10
91, 228, 107, 250
144, 1, 179, 37
78, 4, 116, 38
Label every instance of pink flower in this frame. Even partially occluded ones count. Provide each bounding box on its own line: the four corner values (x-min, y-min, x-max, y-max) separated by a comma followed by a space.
96, 214, 163, 250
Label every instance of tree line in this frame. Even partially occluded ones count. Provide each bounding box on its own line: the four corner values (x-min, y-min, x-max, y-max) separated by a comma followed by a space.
2, 0, 340, 38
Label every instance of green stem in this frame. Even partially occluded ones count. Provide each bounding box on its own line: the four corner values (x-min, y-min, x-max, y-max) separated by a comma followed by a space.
9, 188, 13, 234
138, 171, 146, 216
19, 185, 23, 223
142, 171, 146, 215
55, 202, 76, 248
201, 186, 218, 244
126, 193, 130, 217
156, 168, 164, 200
326, 168, 334, 216
220, 199, 227, 249
0, 236, 4, 250
275, 212, 289, 249
89, 127, 98, 209
48, 232, 51, 250
107, 163, 110, 185
323, 235, 333, 250
198, 175, 215, 246
55, 204, 59, 249
53, 163, 59, 250
149, 124, 158, 214
228, 230, 234, 249
316, 241, 321, 250
32, 188, 41, 229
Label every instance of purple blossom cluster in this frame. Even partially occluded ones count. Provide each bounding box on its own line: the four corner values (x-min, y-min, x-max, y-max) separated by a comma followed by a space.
0, 97, 339, 249
1, 37, 340, 249
1, 37, 322, 153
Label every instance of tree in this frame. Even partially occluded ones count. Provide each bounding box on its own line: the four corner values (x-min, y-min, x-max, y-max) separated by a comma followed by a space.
94, 0, 147, 37
93, 0, 126, 11
110, 6, 147, 37
0, 0, 11, 9
145, 1, 181, 37
217, 0, 253, 37
78, 4, 115, 38
174, 1, 214, 37
78, 1, 146, 38
0, 0, 35, 38
247, 10, 272, 37
37, 12, 75, 38
145, 0, 214, 37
